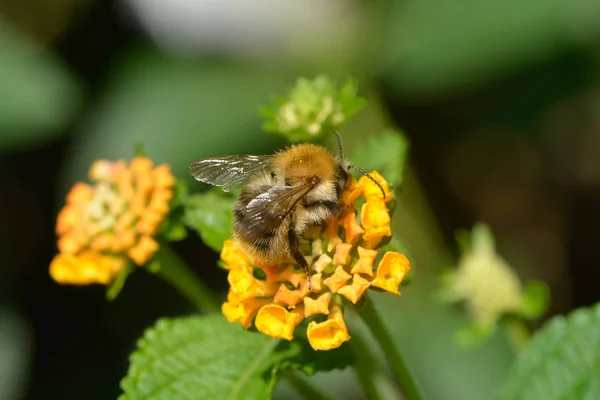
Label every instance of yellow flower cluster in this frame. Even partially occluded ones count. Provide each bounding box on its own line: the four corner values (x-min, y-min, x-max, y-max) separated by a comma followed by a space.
49, 157, 175, 285
221, 172, 411, 351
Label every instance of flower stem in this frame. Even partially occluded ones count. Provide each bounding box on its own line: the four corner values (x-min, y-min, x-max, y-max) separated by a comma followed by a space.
349, 321, 402, 400
285, 373, 334, 400
152, 243, 221, 313
357, 297, 424, 400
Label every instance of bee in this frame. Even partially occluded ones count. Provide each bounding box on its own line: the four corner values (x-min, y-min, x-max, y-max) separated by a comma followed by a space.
189, 131, 385, 282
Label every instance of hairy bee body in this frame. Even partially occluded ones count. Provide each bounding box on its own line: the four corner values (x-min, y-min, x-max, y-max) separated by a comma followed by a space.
233, 144, 349, 265
189, 132, 382, 279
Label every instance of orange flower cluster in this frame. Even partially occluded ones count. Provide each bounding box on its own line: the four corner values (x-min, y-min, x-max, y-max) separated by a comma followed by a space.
49, 157, 175, 285
221, 172, 411, 351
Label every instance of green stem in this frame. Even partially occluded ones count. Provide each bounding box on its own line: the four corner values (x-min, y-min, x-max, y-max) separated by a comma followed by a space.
357, 297, 424, 400
285, 373, 334, 400
349, 321, 402, 400
503, 319, 531, 352
152, 243, 221, 313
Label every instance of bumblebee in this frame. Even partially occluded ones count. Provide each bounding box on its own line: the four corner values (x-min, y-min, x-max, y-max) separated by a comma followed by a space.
189, 131, 384, 279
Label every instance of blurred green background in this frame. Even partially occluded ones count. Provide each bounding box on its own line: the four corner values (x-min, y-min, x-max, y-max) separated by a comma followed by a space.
1, 0, 600, 399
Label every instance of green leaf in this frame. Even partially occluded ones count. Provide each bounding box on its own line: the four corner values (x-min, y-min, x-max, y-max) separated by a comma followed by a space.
119, 315, 295, 400
348, 129, 409, 188
183, 189, 236, 252
497, 302, 600, 400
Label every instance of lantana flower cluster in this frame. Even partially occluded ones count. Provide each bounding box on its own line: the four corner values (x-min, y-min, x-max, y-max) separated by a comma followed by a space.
220, 172, 411, 351
49, 157, 175, 285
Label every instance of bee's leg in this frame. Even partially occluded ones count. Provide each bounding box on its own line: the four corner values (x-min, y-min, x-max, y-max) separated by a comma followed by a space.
288, 224, 312, 291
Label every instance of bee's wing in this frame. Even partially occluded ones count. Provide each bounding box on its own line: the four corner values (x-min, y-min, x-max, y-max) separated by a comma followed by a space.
236, 181, 317, 241
189, 155, 273, 191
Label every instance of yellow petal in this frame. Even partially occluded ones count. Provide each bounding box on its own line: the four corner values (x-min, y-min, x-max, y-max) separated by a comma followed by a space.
371, 252, 411, 295
307, 307, 350, 351
359, 171, 392, 202
222, 293, 270, 329
255, 304, 304, 340
49, 252, 126, 285
220, 239, 250, 270
360, 199, 392, 242
227, 264, 276, 300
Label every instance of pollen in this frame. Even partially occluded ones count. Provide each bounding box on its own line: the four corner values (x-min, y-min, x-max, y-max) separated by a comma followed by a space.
219, 170, 412, 350
49, 157, 176, 286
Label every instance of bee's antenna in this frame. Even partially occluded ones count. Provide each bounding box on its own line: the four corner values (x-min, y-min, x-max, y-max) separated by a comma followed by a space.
350, 164, 387, 199
334, 130, 344, 159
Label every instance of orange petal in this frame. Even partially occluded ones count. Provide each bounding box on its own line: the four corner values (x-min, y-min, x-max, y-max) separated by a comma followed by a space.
152, 164, 176, 188
136, 210, 164, 235
56, 205, 81, 235
351, 246, 378, 276
371, 252, 411, 295
341, 176, 362, 207
279, 266, 306, 287
338, 274, 371, 304
148, 189, 173, 215
339, 211, 364, 245
113, 230, 137, 252
115, 168, 135, 201
307, 306, 350, 351
127, 235, 159, 265
255, 304, 304, 341
89, 233, 115, 252
323, 220, 342, 252
130, 157, 153, 176
333, 243, 352, 265
66, 182, 93, 205
274, 283, 307, 307
322, 266, 352, 293
304, 292, 331, 318
57, 235, 85, 255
